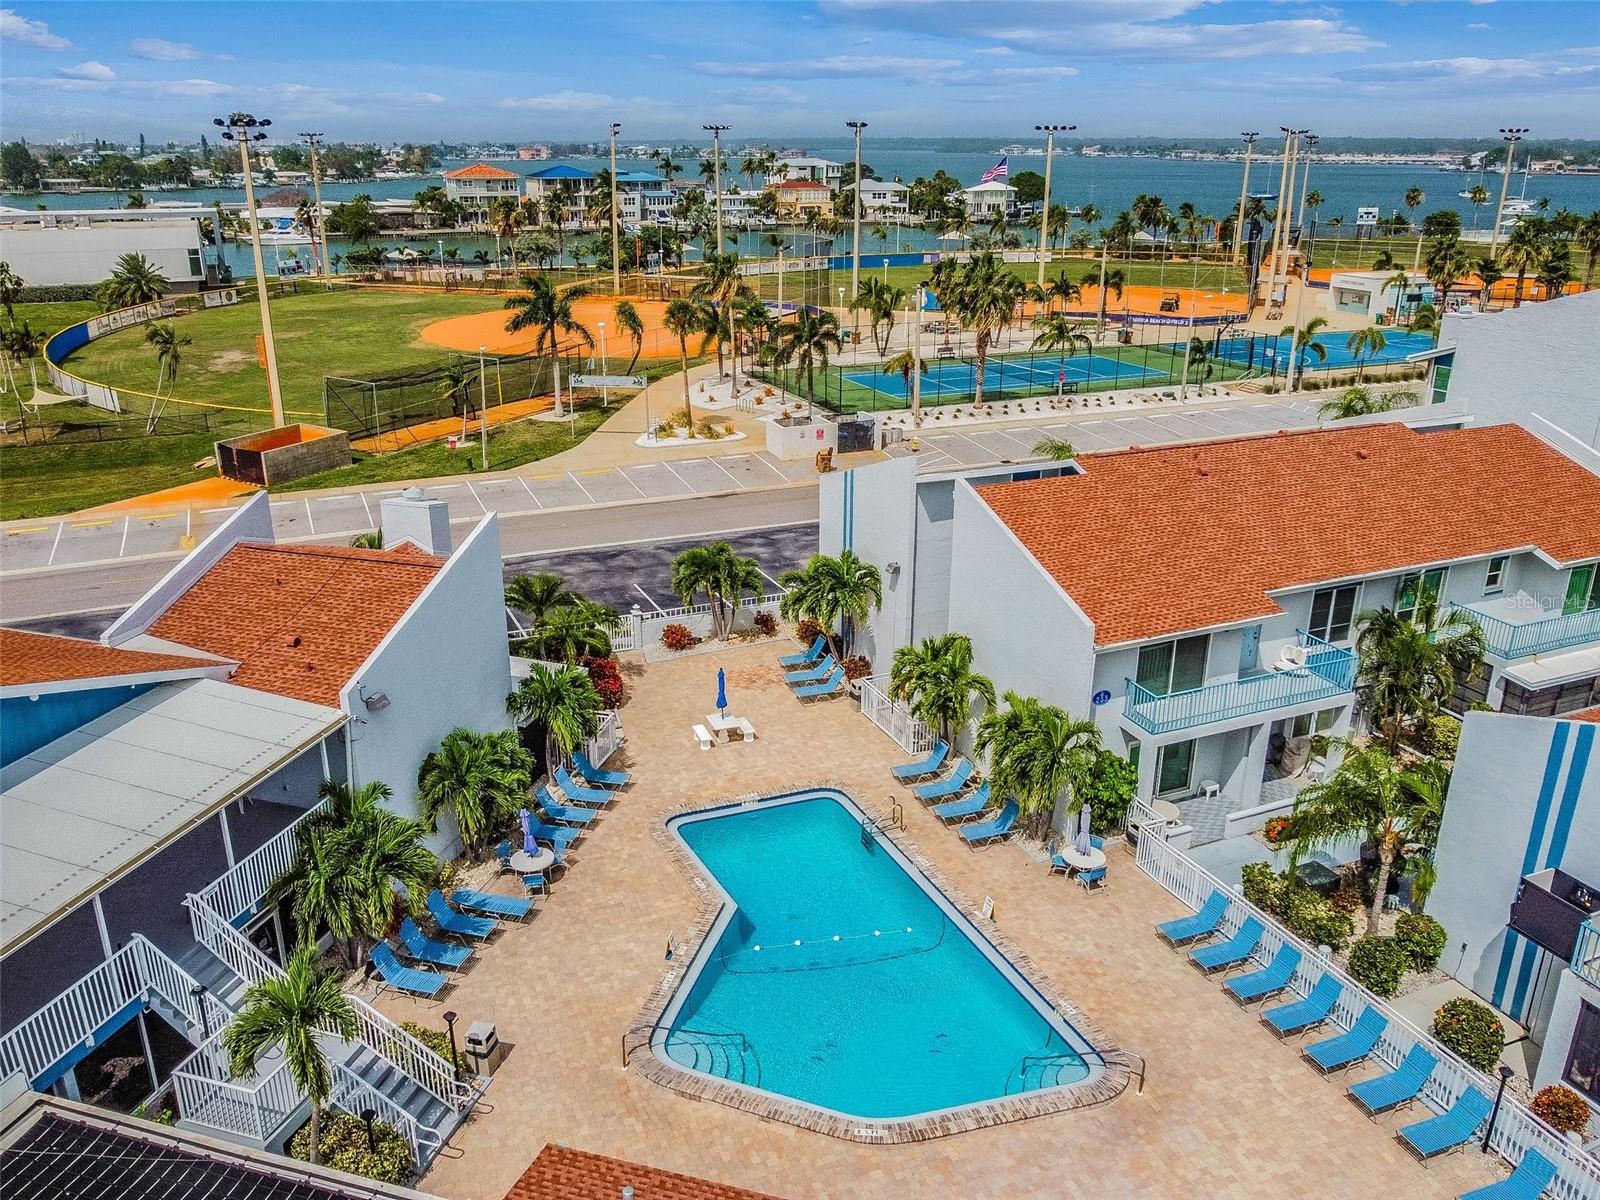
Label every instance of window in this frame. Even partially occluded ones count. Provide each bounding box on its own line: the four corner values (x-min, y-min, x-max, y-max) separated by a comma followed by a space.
1308, 585, 1359, 643
1134, 635, 1209, 697
1430, 355, 1454, 406
1565, 1001, 1600, 1103
1565, 565, 1600, 616
1289, 706, 1343, 739
1156, 740, 1194, 795
1484, 556, 1508, 595
1396, 568, 1446, 623
187, 247, 202, 277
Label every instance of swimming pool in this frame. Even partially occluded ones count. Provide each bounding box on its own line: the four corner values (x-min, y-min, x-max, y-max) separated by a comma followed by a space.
647, 789, 1115, 1135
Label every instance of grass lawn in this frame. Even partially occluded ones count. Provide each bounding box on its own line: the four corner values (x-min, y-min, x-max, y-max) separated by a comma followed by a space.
822, 256, 1252, 300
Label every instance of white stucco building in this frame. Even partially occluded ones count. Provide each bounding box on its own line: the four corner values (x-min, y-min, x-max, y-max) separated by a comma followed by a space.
442, 161, 522, 223
843, 179, 910, 217
963, 180, 1017, 217
0, 207, 208, 290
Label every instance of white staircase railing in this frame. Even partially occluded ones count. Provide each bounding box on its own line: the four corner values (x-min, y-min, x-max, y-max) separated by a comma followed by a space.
170, 1028, 302, 1144
197, 799, 328, 924
330, 1055, 431, 1165
858, 675, 937, 755
0, 935, 225, 1090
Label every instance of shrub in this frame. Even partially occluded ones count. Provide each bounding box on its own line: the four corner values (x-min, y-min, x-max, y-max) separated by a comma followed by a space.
660, 623, 696, 652
1532, 1085, 1593, 1134
752, 611, 778, 636
795, 617, 823, 645
1413, 712, 1461, 760
841, 655, 872, 681
288, 1111, 414, 1185
1432, 996, 1505, 1072
1081, 751, 1137, 836
581, 655, 624, 708
1239, 863, 1355, 951
398, 1020, 453, 1062
1395, 912, 1448, 970
1347, 935, 1409, 997
1263, 815, 1292, 845
18, 283, 100, 304
1241, 862, 1285, 912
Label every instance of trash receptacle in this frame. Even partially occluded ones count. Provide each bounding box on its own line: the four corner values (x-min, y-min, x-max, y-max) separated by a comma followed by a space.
464, 1020, 500, 1074
836, 415, 875, 454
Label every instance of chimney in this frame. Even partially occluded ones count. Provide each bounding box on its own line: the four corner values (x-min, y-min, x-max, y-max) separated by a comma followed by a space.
379, 487, 452, 557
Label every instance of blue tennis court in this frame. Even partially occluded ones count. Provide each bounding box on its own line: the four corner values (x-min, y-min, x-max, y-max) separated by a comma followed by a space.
841, 353, 1171, 400
1210, 328, 1437, 373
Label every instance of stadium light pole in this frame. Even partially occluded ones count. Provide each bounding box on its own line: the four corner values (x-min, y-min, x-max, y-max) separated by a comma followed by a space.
1034, 123, 1075, 289
846, 120, 868, 327
1489, 127, 1528, 258
478, 344, 488, 469
216, 113, 284, 427
702, 124, 730, 250
1230, 132, 1259, 266
298, 132, 327, 276
1295, 133, 1319, 267
608, 122, 622, 293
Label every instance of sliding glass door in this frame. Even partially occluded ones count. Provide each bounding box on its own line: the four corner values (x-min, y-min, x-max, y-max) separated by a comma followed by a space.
1135, 634, 1209, 696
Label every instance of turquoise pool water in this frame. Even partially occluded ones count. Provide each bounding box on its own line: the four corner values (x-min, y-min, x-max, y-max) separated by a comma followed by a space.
658, 790, 1100, 1121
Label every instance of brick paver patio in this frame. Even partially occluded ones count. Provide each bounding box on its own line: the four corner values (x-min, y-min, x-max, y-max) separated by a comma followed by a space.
384, 642, 1502, 1200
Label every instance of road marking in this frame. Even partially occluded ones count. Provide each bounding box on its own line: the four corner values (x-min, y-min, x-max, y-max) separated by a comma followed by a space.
752, 453, 790, 482
47, 522, 63, 565
517, 476, 542, 508
527, 473, 561, 482
707, 457, 746, 488
616, 468, 646, 498
70, 518, 116, 529
143, 512, 180, 522
581, 468, 611, 476
303, 500, 316, 536
359, 491, 373, 526
632, 582, 664, 613
757, 564, 785, 590
501, 519, 817, 560
566, 472, 596, 504
118, 516, 130, 557
200, 507, 237, 516
661, 460, 696, 493
270, 501, 298, 508
6, 526, 48, 535
465, 481, 489, 514
185, 507, 192, 538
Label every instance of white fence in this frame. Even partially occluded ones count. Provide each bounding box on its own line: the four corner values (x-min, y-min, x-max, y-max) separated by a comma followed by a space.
636, 592, 786, 649
196, 799, 327, 925
586, 709, 624, 766
170, 1028, 302, 1144
858, 675, 937, 755
1133, 824, 1600, 1198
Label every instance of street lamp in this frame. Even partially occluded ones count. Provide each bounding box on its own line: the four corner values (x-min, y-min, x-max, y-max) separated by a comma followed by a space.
1034, 123, 1075, 289
214, 112, 285, 426
597, 319, 609, 409
1230, 132, 1259, 266
1265, 127, 1307, 308
608, 122, 622, 292
846, 120, 868, 320
298, 132, 327, 276
190, 983, 211, 1040
361, 1108, 379, 1154
1489, 127, 1529, 258
1295, 133, 1319, 268
702, 123, 730, 250
478, 344, 489, 469
442, 1010, 462, 1081
1483, 1063, 1516, 1152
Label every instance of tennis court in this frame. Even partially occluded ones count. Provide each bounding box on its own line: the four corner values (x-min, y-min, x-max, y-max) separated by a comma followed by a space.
1210, 328, 1437, 374
842, 353, 1167, 401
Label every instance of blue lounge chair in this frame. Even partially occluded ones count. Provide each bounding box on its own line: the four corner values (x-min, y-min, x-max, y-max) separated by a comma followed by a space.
1304, 1005, 1388, 1073
933, 781, 992, 823
1156, 889, 1230, 946
397, 918, 472, 970
1350, 1044, 1438, 1116
452, 888, 534, 921
913, 759, 973, 802
1078, 865, 1107, 892
795, 666, 845, 700
536, 784, 598, 827
426, 890, 497, 941
526, 819, 582, 852
1263, 973, 1343, 1039
1225, 944, 1303, 1005
960, 799, 1019, 847
785, 654, 837, 685
1189, 916, 1264, 974
554, 765, 613, 807
370, 942, 446, 998
1460, 1149, 1558, 1199
779, 635, 827, 668
1398, 1087, 1492, 1161
892, 741, 950, 781
1049, 835, 1106, 875
572, 749, 630, 788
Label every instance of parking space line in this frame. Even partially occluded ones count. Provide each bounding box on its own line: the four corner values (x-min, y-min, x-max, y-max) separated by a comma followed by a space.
757, 564, 785, 590
566, 471, 597, 503
185, 507, 192, 538
661, 460, 696, 492
144, 512, 180, 522
200, 507, 236, 517
465, 481, 489, 514
270, 501, 298, 508
359, 492, 373, 526
303, 500, 316, 536
708, 457, 746, 488
633, 583, 664, 613
615, 468, 646, 497
47, 522, 63, 565
751, 453, 789, 482
118, 516, 130, 557
517, 476, 542, 508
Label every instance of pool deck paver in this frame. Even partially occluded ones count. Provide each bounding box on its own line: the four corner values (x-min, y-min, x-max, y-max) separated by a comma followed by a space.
386, 642, 1501, 1200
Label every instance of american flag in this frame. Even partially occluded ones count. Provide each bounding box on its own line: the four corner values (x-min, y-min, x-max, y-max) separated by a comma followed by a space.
981, 156, 1009, 183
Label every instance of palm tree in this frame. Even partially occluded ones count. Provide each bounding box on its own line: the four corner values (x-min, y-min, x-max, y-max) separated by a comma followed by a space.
1466, 183, 1490, 232
143, 321, 191, 396
1288, 742, 1448, 935
0, 261, 22, 326
1081, 264, 1124, 330
1031, 313, 1091, 372
506, 663, 601, 777
349, 531, 382, 549
975, 692, 1101, 840
778, 549, 883, 657
1404, 185, 1425, 268
1577, 211, 1600, 289
433, 359, 474, 439
521, 600, 620, 663
1317, 384, 1417, 421
931, 252, 1025, 407
503, 274, 594, 418
416, 727, 533, 860
1281, 314, 1329, 381
1500, 221, 1547, 308
1424, 235, 1472, 319
614, 300, 645, 374
1046, 274, 1081, 313
1344, 326, 1386, 383
488, 197, 520, 255
1032, 436, 1077, 460
97, 252, 169, 310
690, 251, 753, 383
223, 943, 355, 1166
733, 295, 770, 376
1355, 600, 1486, 751
662, 297, 709, 428
505, 571, 581, 627
881, 348, 928, 397
1475, 255, 1504, 311
769, 307, 843, 421
1536, 243, 1573, 301
672, 541, 764, 640
888, 633, 996, 746
1406, 302, 1440, 337
654, 154, 681, 183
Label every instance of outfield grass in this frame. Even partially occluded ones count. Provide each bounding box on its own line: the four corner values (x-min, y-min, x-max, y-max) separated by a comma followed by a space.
825, 256, 1251, 300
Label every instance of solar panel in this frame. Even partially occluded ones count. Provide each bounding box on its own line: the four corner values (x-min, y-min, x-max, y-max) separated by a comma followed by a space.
0, 1113, 388, 1200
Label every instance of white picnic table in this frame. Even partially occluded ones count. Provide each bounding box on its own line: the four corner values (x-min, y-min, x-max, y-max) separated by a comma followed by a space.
1058, 846, 1107, 872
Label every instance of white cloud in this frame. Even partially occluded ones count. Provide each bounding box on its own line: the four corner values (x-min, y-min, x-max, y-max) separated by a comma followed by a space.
499, 89, 618, 112
693, 54, 962, 79
974, 45, 1018, 56
1466, 22, 1490, 30
59, 60, 115, 80
992, 65, 1080, 79
129, 36, 201, 61
1344, 56, 1595, 82
0, 8, 70, 49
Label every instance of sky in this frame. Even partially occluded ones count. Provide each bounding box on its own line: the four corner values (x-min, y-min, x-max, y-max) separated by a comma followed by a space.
2, 1, 1597, 145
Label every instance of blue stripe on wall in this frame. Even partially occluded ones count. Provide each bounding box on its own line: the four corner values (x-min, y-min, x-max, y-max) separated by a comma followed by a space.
1493, 723, 1573, 1009
1545, 723, 1595, 870
1510, 936, 1540, 1020
842, 470, 855, 552
1492, 929, 1521, 1011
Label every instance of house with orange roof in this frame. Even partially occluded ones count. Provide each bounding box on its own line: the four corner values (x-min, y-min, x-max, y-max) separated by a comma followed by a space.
823, 421, 1600, 852
442, 161, 522, 223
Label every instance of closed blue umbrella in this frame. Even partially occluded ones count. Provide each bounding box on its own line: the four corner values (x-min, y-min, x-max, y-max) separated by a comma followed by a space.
716, 667, 727, 714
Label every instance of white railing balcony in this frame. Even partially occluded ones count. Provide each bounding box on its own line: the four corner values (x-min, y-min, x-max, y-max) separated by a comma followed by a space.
170, 1031, 302, 1144
197, 799, 327, 926
1573, 918, 1600, 988
1453, 599, 1600, 661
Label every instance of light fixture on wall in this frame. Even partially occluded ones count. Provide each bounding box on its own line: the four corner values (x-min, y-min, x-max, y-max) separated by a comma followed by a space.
361, 690, 390, 713
886, 561, 901, 576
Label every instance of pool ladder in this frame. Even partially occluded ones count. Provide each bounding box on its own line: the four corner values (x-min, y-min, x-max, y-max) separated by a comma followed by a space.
861, 798, 904, 849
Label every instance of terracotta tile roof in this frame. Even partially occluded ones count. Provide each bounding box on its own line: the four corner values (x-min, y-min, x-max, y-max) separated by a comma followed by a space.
443, 162, 521, 180
975, 423, 1600, 647
146, 543, 443, 706
1569, 706, 1600, 723
775, 179, 827, 191
0, 629, 219, 688
503, 1146, 786, 1200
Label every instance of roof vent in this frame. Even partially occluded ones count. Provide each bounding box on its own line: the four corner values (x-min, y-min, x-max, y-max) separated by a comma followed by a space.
1356, 450, 1369, 460
285, 635, 302, 648
303, 661, 316, 672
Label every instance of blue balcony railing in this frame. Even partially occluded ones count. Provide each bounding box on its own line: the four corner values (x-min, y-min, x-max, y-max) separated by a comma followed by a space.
1573, 917, 1600, 987
1453, 603, 1600, 660
1123, 631, 1356, 736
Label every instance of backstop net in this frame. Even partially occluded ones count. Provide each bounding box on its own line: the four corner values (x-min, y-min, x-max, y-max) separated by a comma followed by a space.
738, 233, 834, 317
